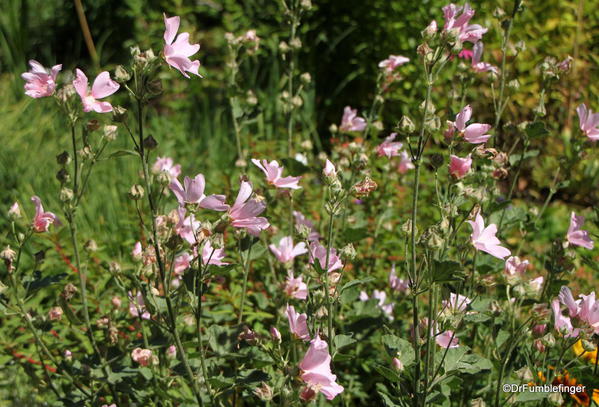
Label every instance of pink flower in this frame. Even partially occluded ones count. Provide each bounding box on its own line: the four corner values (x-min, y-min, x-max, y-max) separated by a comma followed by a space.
567, 212, 594, 249
451, 105, 492, 144
152, 157, 181, 180
284, 272, 309, 300
270, 327, 282, 342
131, 348, 153, 366
392, 357, 404, 371
558, 287, 599, 334
8, 202, 21, 219
229, 181, 269, 236
251, 159, 302, 189
166, 345, 177, 359
339, 106, 366, 132
173, 252, 192, 276
286, 304, 310, 341
504, 256, 529, 278
449, 154, 472, 179
458, 49, 473, 60
442, 3, 487, 44
471, 42, 498, 74
309, 242, 343, 273
128, 291, 150, 320
73, 69, 119, 113
293, 211, 320, 241
551, 299, 578, 337
269, 236, 308, 263
576, 104, 599, 141
558, 286, 580, 317
21, 60, 62, 98
132, 241, 143, 260
443, 293, 471, 312
201, 240, 229, 266
376, 133, 403, 158
378, 55, 410, 73
175, 208, 202, 244
360, 290, 395, 320
163, 14, 202, 78
299, 335, 344, 400
467, 213, 511, 259
323, 159, 337, 177
31, 196, 60, 232
169, 174, 229, 210
436, 330, 459, 348
528, 276, 544, 294
397, 151, 415, 174
389, 264, 409, 292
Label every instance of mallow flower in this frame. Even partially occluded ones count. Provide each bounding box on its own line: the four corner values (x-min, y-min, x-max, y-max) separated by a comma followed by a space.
504, 256, 529, 279
309, 242, 343, 273
442, 293, 471, 313
449, 154, 472, 179
442, 3, 487, 44
576, 104, 599, 141
551, 298, 578, 337
21, 60, 62, 98
163, 14, 202, 78
201, 240, 229, 266
389, 264, 409, 293
175, 207, 202, 244
73, 69, 120, 113
269, 236, 307, 264
284, 272, 308, 300
339, 106, 366, 132
251, 159, 302, 189
152, 157, 181, 180
359, 290, 395, 320
447, 105, 492, 144
293, 211, 320, 241
299, 335, 344, 401
31, 196, 60, 232
397, 151, 415, 174
436, 330, 459, 348
376, 133, 403, 158
228, 181, 269, 236
567, 212, 594, 249
286, 304, 310, 341
169, 174, 228, 210
467, 213, 510, 259
378, 55, 409, 74
471, 42, 498, 74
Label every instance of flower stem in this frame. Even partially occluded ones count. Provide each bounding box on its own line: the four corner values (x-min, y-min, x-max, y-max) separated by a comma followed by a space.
237, 240, 254, 325
323, 210, 335, 352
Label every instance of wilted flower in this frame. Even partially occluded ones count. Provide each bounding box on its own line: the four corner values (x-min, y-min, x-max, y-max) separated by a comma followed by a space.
48, 307, 63, 321
163, 14, 202, 78
131, 348, 153, 366
21, 60, 62, 98
73, 69, 120, 113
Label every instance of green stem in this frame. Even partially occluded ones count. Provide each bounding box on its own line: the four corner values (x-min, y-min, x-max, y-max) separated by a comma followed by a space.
237, 239, 254, 325
323, 211, 335, 352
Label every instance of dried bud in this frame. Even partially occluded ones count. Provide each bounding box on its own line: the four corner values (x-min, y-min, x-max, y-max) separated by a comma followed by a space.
112, 106, 128, 122
114, 65, 131, 82
86, 120, 100, 132
59, 187, 74, 202
62, 283, 78, 301
129, 184, 145, 200
398, 115, 416, 133
492, 168, 509, 180
56, 168, 70, 184
103, 125, 118, 141
253, 382, 273, 401
109, 261, 121, 274
278, 41, 290, 53
340, 244, 357, 260
143, 135, 158, 150
351, 177, 377, 197
84, 240, 98, 252
1, 246, 16, 262
300, 0, 312, 10
289, 38, 302, 50
56, 151, 71, 166
300, 72, 312, 84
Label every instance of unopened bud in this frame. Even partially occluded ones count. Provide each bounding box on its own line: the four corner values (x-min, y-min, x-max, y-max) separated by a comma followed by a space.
143, 135, 158, 150
56, 151, 71, 166
129, 184, 145, 200
84, 240, 98, 252
398, 115, 415, 133
112, 106, 128, 123
59, 187, 74, 202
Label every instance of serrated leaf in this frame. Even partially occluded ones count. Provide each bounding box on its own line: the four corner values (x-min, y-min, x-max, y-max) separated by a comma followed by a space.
333, 334, 356, 351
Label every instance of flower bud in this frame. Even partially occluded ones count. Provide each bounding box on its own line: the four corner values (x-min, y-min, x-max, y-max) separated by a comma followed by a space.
56, 151, 71, 166
112, 106, 128, 123
278, 41, 290, 53
398, 115, 415, 133
422, 20, 438, 40
143, 135, 158, 150
300, 0, 312, 10
548, 392, 564, 406
8, 203, 21, 220
129, 184, 145, 200
166, 345, 177, 359
64, 350, 73, 361
48, 306, 63, 321
115, 65, 131, 82
253, 382, 273, 401
84, 240, 98, 252
392, 357, 404, 371
289, 38, 302, 50
270, 327, 281, 342
109, 261, 121, 274
300, 72, 312, 84
1, 246, 16, 262
56, 169, 70, 184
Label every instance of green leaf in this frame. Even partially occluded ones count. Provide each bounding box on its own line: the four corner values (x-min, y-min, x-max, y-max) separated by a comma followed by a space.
373, 364, 401, 383
342, 227, 369, 243
509, 149, 539, 165
381, 335, 414, 367
333, 334, 357, 351
108, 149, 137, 159
138, 367, 153, 381
525, 121, 549, 139
340, 277, 375, 292
432, 260, 465, 283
